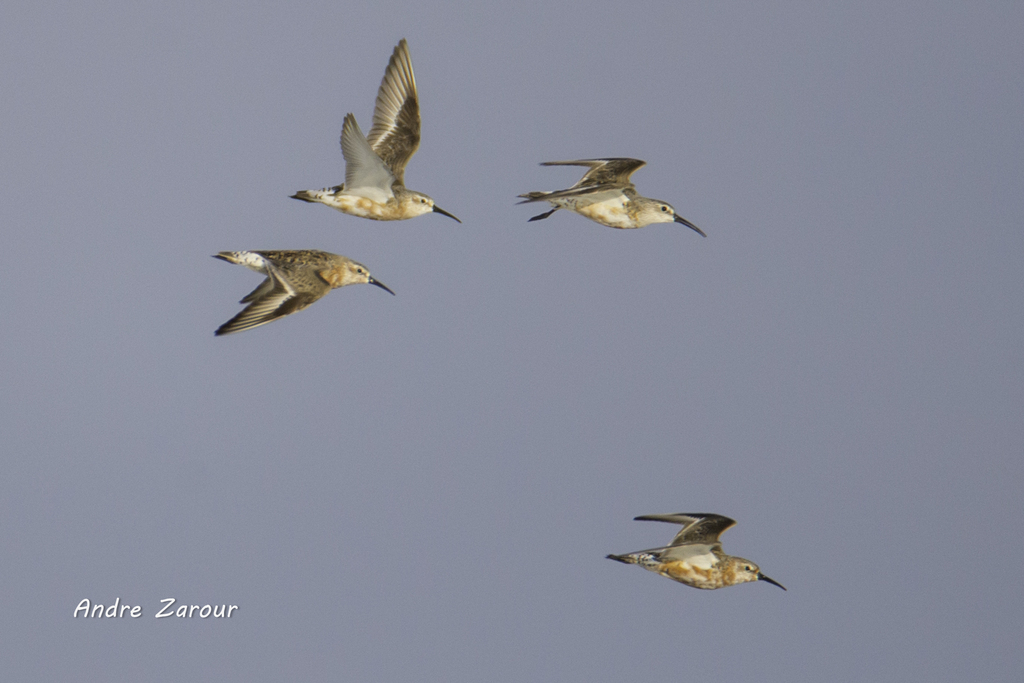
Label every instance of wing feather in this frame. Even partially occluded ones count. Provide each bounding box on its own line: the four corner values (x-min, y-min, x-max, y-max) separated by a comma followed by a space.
366, 39, 420, 185
633, 513, 737, 546
215, 262, 323, 336
540, 158, 646, 187
341, 114, 395, 200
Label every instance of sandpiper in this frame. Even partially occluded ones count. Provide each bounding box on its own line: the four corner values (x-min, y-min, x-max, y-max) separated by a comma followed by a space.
291, 39, 460, 223
518, 158, 704, 235
607, 513, 785, 590
212, 250, 393, 336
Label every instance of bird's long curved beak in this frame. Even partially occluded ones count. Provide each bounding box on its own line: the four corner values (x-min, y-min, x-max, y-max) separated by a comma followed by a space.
758, 573, 786, 591
369, 277, 395, 295
432, 205, 462, 223
674, 214, 706, 237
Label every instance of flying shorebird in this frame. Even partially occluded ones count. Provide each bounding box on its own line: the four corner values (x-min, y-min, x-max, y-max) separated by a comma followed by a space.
291, 39, 460, 223
518, 158, 704, 235
606, 513, 785, 590
212, 250, 394, 336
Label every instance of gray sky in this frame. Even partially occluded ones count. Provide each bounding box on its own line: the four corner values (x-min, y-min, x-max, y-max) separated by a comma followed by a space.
2, 1, 1022, 681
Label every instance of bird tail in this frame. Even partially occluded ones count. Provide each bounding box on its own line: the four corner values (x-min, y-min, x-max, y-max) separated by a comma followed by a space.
516, 190, 550, 203
213, 251, 246, 265
291, 185, 344, 203
212, 251, 271, 278
605, 553, 637, 565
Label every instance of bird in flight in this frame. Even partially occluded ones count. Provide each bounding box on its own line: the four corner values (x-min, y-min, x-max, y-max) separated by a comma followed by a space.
213, 250, 393, 336
519, 158, 704, 235
292, 39, 460, 223
607, 512, 784, 590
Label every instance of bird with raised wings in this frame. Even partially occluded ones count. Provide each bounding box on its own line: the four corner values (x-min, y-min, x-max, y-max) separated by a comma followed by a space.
292, 39, 460, 223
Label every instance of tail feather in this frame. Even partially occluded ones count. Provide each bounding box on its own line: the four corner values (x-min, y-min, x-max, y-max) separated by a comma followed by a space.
291, 185, 344, 203
213, 251, 242, 265
290, 190, 321, 203
212, 251, 269, 274
516, 190, 550, 204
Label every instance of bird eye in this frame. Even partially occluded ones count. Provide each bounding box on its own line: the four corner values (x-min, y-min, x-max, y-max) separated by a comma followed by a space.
745, 565, 752, 571
661, 206, 669, 212
357, 268, 364, 274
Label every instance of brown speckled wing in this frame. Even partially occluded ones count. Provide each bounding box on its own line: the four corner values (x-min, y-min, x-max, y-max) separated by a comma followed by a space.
633, 513, 737, 546
541, 158, 647, 188
254, 250, 333, 268
215, 261, 327, 336
366, 39, 420, 186
516, 183, 623, 203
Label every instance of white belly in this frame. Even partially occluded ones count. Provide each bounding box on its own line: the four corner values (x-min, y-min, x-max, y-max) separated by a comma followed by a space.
567, 195, 634, 228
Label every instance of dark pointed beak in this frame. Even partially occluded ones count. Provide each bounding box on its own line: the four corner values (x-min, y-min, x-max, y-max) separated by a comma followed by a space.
758, 573, 786, 591
369, 277, 395, 296
674, 214, 706, 237
432, 205, 462, 223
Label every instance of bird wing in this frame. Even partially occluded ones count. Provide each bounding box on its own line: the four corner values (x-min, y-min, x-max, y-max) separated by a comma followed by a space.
656, 543, 721, 568
215, 262, 324, 336
515, 184, 624, 204
341, 113, 396, 200
239, 276, 275, 304
365, 39, 420, 186
633, 513, 737, 546
541, 158, 646, 188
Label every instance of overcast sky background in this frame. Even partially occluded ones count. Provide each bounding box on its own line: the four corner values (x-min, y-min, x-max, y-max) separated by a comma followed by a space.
2, 1, 1022, 681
